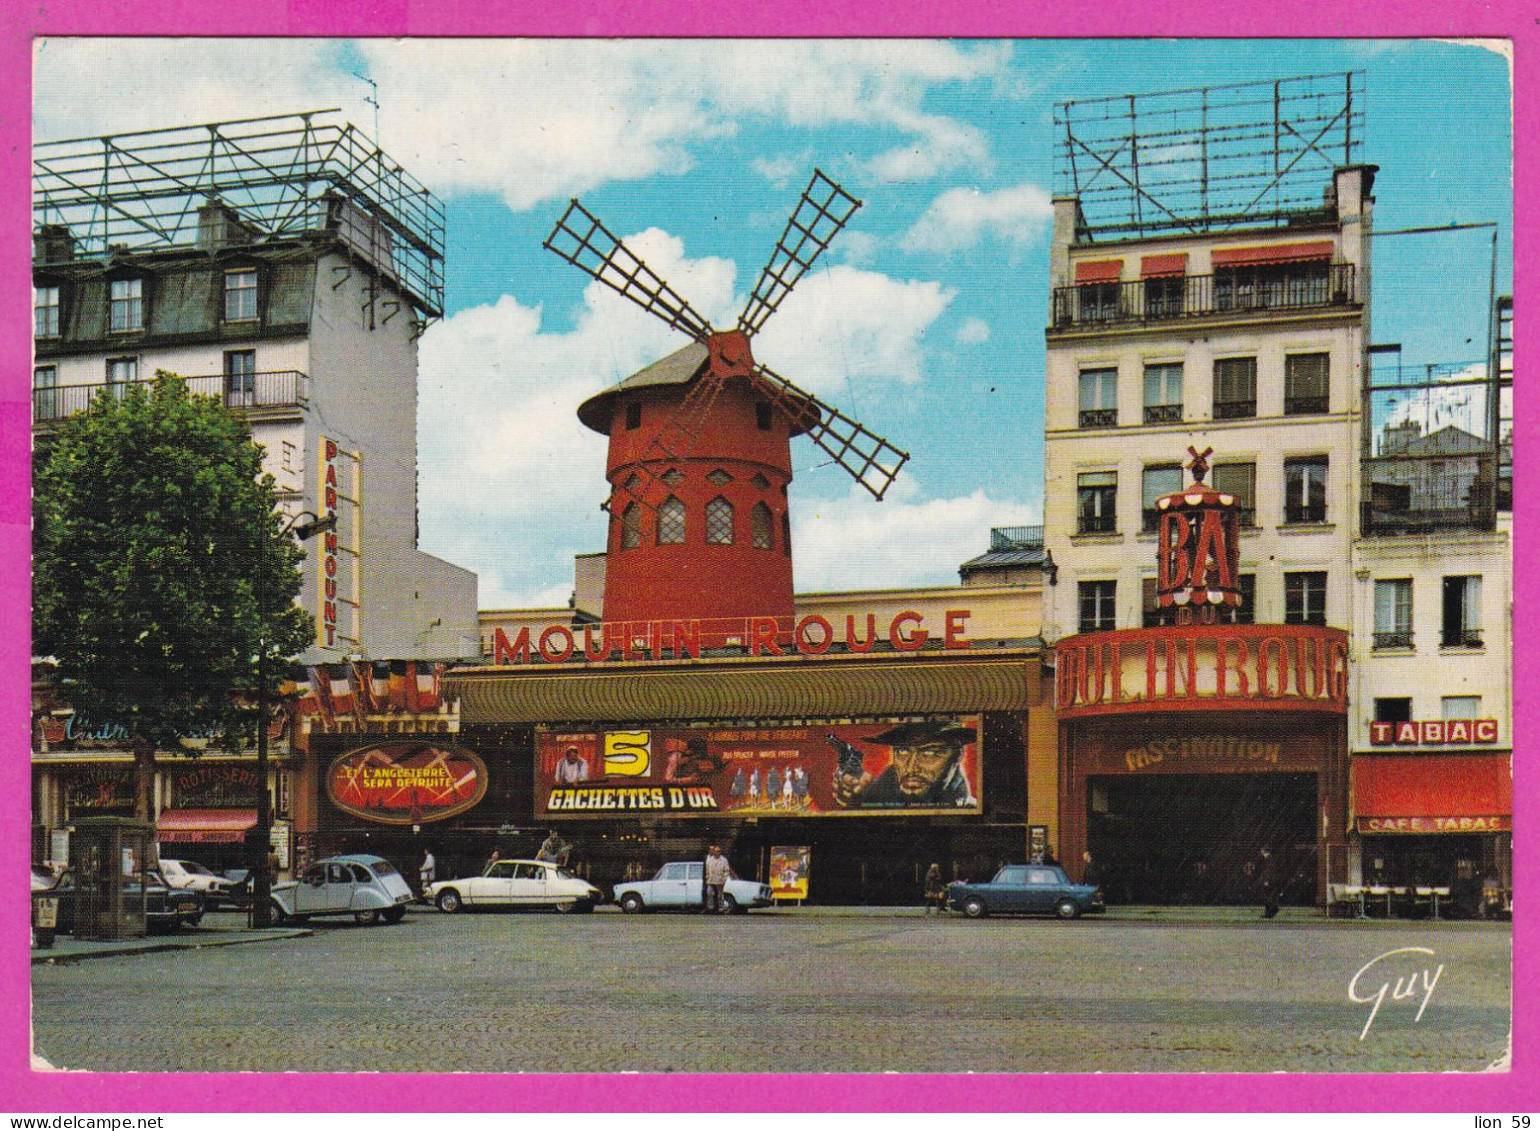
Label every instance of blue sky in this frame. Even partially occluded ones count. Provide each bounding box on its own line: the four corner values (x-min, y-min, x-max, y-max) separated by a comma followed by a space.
34, 38, 1512, 607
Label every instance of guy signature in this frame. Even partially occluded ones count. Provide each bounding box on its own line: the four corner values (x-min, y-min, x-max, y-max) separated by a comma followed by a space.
1348, 946, 1444, 1040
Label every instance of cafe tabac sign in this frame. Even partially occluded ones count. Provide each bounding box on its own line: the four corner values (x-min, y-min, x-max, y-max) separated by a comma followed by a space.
326, 741, 488, 826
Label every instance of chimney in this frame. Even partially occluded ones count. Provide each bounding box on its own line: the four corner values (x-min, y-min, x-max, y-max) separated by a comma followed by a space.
197, 197, 253, 251
33, 224, 75, 263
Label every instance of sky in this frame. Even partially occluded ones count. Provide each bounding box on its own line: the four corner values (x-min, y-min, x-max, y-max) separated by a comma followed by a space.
32, 38, 1513, 609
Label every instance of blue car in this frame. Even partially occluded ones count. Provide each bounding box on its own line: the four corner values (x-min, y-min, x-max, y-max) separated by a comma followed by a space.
946, 864, 1104, 920
613, 862, 772, 914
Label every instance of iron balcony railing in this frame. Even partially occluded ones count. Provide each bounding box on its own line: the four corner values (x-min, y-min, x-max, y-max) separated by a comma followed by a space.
1213, 399, 1257, 420
1441, 628, 1484, 650
1051, 264, 1357, 331
33, 370, 307, 423
1372, 631, 1414, 651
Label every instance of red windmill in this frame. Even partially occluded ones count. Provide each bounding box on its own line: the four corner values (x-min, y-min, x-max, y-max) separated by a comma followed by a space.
544, 171, 909, 638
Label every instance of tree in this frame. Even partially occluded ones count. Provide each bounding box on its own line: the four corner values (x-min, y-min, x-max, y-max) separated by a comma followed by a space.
33, 372, 313, 824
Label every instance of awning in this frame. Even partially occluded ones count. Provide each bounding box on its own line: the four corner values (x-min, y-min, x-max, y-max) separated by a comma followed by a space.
1140, 253, 1188, 278
1212, 240, 1333, 267
450, 652, 1039, 725
156, 808, 257, 843
1074, 259, 1123, 284
1354, 755, 1511, 834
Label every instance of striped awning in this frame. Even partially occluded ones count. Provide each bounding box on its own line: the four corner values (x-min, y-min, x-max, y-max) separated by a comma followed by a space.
156, 808, 256, 843
1212, 240, 1334, 267
1074, 259, 1123, 283
449, 652, 1040, 725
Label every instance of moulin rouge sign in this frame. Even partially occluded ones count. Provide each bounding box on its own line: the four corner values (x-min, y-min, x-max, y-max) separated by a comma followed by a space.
491, 609, 975, 665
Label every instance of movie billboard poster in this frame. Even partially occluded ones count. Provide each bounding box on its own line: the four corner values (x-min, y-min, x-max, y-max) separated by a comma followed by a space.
325, 742, 489, 825
769, 846, 810, 900
537, 717, 983, 818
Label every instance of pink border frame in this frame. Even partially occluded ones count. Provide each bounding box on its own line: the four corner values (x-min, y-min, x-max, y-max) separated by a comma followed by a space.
1, 4, 1530, 1113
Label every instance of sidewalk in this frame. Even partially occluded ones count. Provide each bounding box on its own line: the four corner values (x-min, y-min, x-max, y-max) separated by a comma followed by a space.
32, 918, 312, 964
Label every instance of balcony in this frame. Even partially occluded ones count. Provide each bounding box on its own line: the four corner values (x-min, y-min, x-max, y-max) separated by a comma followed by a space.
1078, 408, 1117, 429
1284, 395, 1330, 415
1213, 400, 1257, 420
33, 370, 308, 425
1050, 264, 1357, 332
1283, 504, 1327, 525
1372, 631, 1414, 651
1143, 403, 1183, 425
1440, 629, 1484, 650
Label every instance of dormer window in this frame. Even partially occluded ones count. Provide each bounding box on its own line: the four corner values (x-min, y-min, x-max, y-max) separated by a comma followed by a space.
109, 277, 143, 332
34, 284, 60, 338
224, 268, 259, 322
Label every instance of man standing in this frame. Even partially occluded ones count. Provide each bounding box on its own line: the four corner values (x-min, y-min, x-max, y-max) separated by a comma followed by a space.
704, 844, 731, 914
1256, 846, 1279, 919
419, 848, 436, 894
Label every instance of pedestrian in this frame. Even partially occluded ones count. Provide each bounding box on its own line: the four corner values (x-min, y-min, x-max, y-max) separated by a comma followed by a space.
419, 848, 436, 893
485, 848, 501, 873
1081, 850, 1102, 888
1256, 847, 1279, 919
1042, 847, 1058, 867
923, 862, 945, 915
537, 829, 570, 866
704, 844, 731, 914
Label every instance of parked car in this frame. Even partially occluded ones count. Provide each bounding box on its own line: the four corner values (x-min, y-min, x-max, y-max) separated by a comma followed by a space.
425, 858, 602, 914
40, 869, 206, 934
31, 865, 57, 891
269, 854, 414, 926
159, 859, 235, 908
613, 862, 773, 914
946, 864, 1105, 920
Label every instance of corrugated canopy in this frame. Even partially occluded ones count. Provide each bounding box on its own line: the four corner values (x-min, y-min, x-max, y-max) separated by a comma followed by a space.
450, 651, 1040, 725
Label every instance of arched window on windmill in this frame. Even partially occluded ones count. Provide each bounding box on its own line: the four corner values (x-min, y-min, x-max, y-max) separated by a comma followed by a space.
620, 502, 642, 550
706, 496, 735, 545
751, 501, 774, 550
782, 512, 792, 556
658, 495, 687, 545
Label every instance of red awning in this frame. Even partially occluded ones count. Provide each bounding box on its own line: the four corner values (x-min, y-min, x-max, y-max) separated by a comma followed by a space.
156, 808, 257, 844
1212, 240, 1334, 267
1141, 253, 1188, 278
1074, 258, 1123, 283
1354, 755, 1511, 833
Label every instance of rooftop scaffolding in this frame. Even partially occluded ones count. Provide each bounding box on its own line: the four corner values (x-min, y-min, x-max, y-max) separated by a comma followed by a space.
33, 110, 444, 322
1054, 72, 1365, 241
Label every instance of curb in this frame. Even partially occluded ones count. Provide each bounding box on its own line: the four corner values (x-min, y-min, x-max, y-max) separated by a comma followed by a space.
31, 926, 313, 965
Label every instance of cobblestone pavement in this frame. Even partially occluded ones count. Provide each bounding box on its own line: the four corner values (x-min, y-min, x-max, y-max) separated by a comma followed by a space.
30, 909, 1510, 1074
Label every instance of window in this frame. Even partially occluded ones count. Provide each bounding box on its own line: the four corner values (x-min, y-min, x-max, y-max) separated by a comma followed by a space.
660, 468, 684, 487
1211, 462, 1257, 527
1373, 579, 1414, 649
1141, 577, 1161, 628
109, 277, 143, 332
1441, 696, 1480, 720
1077, 472, 1117, 535
1234, 573, 1257, 625
1283, 456, 1328, 524
1213, 356, 1257, 419
707, 469, 733, 487
657, 496, 686, 545
1442, 576, 1483, 648
1374, 697, 1412, 724
1142, 363, 1183, 424
106, 357, 137, 400
750, 472, 770, 490
1079, 580, 1117, 633
1141, 464, 1182, 533
1077, 281, 1122, 323
33, 365, 57, 420
1143, 275, 1184, 318
751, 502, 773, 550
619, 503, 641, 550
782, 512, 792, 556
624, 402, 642, 430
1284, 571, 1327, 626
34, 284, 60, 338
1284, 352, 1330, 415
755, 403, 773, 431
224, 350, 256, 405
281, 440, 296, 474
1078, 368, 1117, 428
1215, 260, 1330, 311
224, 269, 258, 322
705, 496, 734, 545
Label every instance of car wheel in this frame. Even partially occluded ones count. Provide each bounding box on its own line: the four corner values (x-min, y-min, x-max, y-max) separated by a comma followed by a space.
619, 893, 645, 914
1056, 899, 1082, 920
382, 905, 406, 924
186, 913, 203, 928
962, 896, 988, 919
270, 901, 290, 926
723, 893, 742, 914
355, 909, 381, 926
436, 890, 463, 914
554, 899, 576, 914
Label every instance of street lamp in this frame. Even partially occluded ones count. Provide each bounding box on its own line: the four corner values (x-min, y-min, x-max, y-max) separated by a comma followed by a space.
250, 509, 336, 928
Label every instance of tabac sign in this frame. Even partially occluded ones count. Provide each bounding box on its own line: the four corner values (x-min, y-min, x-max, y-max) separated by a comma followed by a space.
326, 741, 488, 825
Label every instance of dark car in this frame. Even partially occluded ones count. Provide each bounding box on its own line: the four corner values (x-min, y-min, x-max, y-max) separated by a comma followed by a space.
42, 869, 205, 934
946, 864, 1105, 920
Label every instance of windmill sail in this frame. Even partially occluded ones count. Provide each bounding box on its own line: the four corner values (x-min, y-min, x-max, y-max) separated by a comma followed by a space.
544, 199, 714, 340
752, 363, 910, 501
738, 170, 861, 338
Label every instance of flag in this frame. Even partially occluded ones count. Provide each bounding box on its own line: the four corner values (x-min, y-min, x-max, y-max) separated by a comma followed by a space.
327, 664, 357, 715
388, 660, 411, 711
294, 668, 323, 716
413, 662, 440, 712
367, 661, 392, 712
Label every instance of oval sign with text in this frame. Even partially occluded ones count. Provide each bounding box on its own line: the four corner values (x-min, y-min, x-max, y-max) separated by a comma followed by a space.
326, 742, 489, 826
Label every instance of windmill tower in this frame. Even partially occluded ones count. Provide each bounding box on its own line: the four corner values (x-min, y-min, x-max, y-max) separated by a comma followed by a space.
546, 171, 909, 639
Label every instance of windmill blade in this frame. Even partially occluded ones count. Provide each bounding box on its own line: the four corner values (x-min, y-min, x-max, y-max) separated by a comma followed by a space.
737, 170, 862, 338
544, 199, 714, 341
752, 364, 909, 501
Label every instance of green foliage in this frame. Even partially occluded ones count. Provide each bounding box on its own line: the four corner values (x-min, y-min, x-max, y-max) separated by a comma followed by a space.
33, 371, 313, 754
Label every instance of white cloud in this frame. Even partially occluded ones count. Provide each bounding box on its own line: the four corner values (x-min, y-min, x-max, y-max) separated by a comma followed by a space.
901, 184, 1054, 253
957, 317, 991, 345
792, 476, 1038, 592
